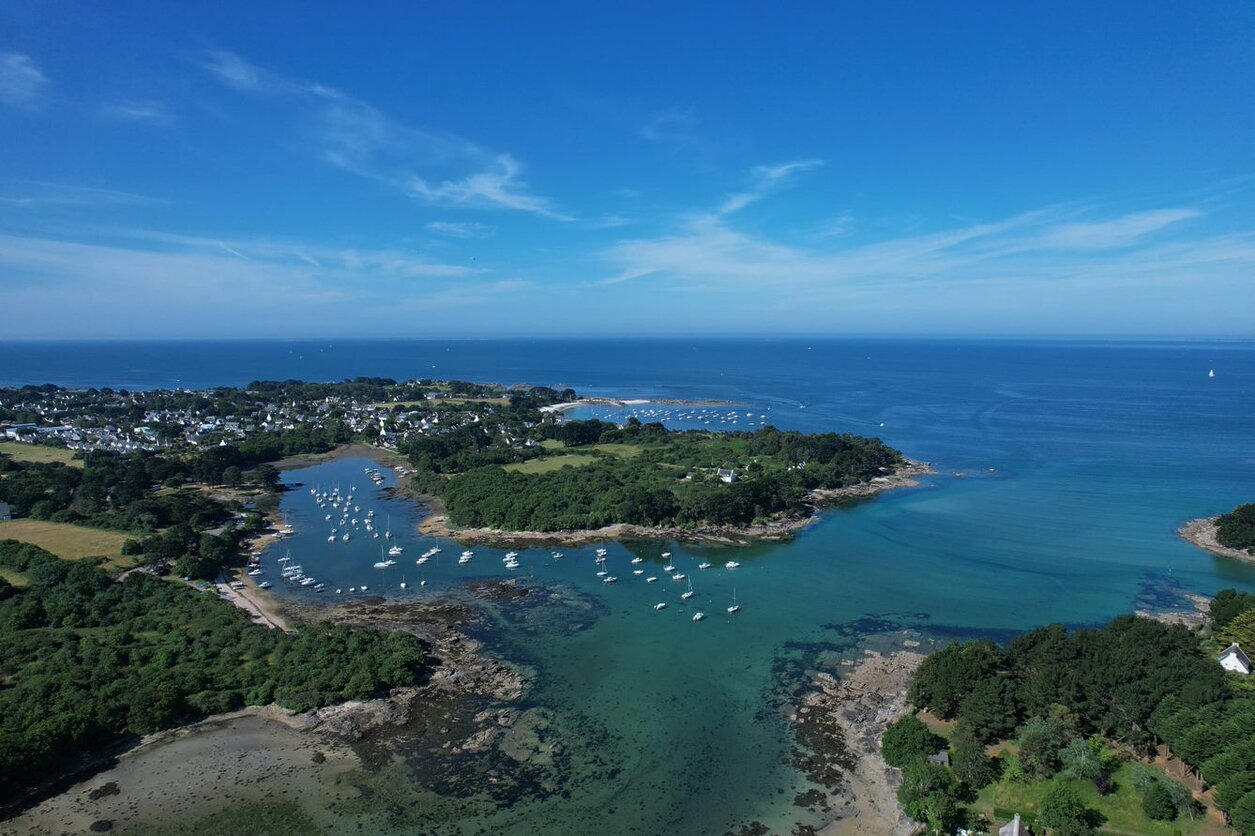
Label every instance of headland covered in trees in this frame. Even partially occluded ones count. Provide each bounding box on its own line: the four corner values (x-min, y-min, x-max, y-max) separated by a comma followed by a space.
1, 377, 924, 549
1182, 502, 1255, 564
874, 588, 1255, 834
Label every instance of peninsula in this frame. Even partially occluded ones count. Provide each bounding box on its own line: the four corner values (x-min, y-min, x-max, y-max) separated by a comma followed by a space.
1180, 502, 1255, 563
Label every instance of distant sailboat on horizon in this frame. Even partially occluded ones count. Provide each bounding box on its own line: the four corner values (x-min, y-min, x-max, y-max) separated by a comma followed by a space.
1209, 368, 1216, 378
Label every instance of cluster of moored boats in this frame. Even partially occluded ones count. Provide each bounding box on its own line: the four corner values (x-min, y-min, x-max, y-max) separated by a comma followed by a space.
250, 468, 744, 623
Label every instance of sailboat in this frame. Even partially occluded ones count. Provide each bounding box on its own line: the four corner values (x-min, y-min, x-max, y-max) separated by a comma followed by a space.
681, 577, 695, 600
1209, 368, 1216, 378
727, 587, 740, 614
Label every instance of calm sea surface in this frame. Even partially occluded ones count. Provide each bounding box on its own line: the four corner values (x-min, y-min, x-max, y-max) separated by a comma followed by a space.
5, 338, 1255, 833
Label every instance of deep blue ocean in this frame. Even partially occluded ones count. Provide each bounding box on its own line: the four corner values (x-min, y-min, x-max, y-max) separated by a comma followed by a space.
4, 338, 1254, 833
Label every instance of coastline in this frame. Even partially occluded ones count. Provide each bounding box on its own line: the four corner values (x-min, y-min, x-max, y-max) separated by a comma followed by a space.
538, 396, 736, 414
1179, 516, 1255, 564
789, 644, 927, 835
417, 460, 934, 547
3, 592, 530, 835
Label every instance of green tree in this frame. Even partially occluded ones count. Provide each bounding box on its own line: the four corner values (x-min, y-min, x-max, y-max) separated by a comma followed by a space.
958, 674, 1020, 743
1220, 608, 1255, 650
1141, 780, 1177, 821
882, 714, 945, 769
1018, 716, 1067, 779
1059, 736, 1119, 794
896, 759, 961, 833
1039, 782, 1097, 836
950, 723, 999, 789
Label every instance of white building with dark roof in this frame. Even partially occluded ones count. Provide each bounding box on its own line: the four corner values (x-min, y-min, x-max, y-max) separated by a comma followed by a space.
1219, 642, 1252, 675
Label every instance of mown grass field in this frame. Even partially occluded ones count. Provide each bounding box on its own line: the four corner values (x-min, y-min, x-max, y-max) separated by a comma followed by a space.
0, 441, 82, 467
976, 757, 1223, 835
505, 454, 599, 474
0, 519, 135, 570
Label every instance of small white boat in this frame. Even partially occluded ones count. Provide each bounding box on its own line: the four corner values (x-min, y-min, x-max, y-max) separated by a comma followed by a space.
420, 579, 428, 587
724, 561, 740, 569
646, 576, 658, 583
341, 533, 351, 542
1209, 368, 1216, 378
663, 564, 675, 573
399, 581, 407, 589
603, 576, 617, 584
349, 587, 357, 592
661, 552, 672, 559
596, 569, 608, 577
248, 569, 263, 576
461, 550, 474, 559
698, 561, 712, 570
633, 569, 645, 575
336, 588, 342, 594
505, 551, 519, 560
327, 535, 335, 543
692, 612, 705, 622
653, 602, 667, 611
630, 557, 643, 564
360, 585, 368, 592
552, 551, 564, 559
681, 578, 695, 600
258, 581, 272, 589
374, 561, 390, 569
595, 548, 608, 557
672, 572, 686, 581
388, 545, 403, 556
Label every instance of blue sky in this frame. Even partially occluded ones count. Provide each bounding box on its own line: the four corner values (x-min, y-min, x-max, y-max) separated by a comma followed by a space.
2, 1, 1254, 339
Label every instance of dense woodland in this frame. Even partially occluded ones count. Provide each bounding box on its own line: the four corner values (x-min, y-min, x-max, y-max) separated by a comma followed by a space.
416, 419, 903, 531
887, 593, 1255, 833
0, 541, 429, 806
1218, 503, 1255, 553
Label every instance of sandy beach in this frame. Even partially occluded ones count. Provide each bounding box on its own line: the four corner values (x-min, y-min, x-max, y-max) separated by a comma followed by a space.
1179, 516, 1255, 564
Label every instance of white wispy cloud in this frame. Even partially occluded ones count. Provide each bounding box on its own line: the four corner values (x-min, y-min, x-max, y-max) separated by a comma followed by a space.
427, 221, 494, 239
719, 159, 825, 215
200, 51, 568, 219
0, 229, 508, 337
100, 100, 174, 126
0, 180, 163, 209
410, 154, 572, 220
639, 107, 697, 144
600, 204, 1212, 291
0, 52, 47, 107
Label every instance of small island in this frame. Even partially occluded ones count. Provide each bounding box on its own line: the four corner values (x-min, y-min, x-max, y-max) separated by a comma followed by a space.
1180, 502, 1255, 563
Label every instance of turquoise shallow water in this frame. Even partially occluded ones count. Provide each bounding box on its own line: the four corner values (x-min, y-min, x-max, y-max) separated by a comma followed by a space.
8, 338, 1255, 831
236, 339, 1255, 834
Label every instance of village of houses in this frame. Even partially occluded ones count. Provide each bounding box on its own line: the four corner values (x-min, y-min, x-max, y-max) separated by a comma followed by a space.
0, 381, 537, 458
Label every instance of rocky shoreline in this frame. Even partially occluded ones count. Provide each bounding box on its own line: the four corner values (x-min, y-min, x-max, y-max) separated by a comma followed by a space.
788, 646, 927, 835
418, 460, 934, 547
1179, 516, 1255, 564
2, 587, 535, 835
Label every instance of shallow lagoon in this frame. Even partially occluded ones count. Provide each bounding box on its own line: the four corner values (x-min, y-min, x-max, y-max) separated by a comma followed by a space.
251, 341, 1255, 833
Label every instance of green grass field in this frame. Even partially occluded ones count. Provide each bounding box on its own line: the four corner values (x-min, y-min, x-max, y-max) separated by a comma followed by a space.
0, 519, 136, 570
591, 443, 644, 458
0, 441, 82, 467
976, 757, 1221, 835
505, 454, 599, 474
0, 566, 28, 587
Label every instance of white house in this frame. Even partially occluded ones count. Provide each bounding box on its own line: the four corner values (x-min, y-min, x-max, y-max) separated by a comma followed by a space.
1219, 643, 1252, 675
717, 468, 738, 484
998, 813, 1025, 836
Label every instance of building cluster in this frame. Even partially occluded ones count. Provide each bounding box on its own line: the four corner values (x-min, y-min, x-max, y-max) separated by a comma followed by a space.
0, 383, 512, 457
